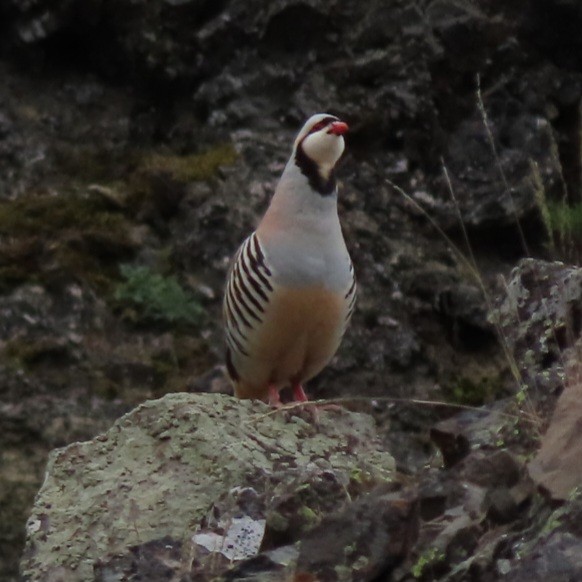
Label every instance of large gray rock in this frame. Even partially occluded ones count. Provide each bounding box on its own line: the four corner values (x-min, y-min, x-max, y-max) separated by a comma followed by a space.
491, 258, 582, 395
21, 393, 395, 581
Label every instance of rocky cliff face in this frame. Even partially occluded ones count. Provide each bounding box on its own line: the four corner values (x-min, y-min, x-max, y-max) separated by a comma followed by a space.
2, 0, 582, 579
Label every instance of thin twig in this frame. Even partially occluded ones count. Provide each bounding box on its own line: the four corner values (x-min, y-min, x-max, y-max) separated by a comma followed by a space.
384, 177, 482, 283
475, 73, 530, 256
387, 169, 544, 432
248, 396, 539, 425
441, 161, 524, 388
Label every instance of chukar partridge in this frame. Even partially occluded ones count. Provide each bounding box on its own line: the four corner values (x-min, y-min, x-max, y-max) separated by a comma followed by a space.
223, 113, 356, 406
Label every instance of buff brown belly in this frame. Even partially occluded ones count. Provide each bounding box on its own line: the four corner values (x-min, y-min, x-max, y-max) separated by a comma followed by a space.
232, 285, 347, 400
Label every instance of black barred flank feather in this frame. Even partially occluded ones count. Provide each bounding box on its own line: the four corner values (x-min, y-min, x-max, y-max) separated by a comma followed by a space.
225, 348, 240, 381
345, 260, 357, 322
223, 232, 273, 372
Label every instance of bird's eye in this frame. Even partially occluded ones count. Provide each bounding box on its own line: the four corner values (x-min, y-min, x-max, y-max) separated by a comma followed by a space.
309, 120, 331, 134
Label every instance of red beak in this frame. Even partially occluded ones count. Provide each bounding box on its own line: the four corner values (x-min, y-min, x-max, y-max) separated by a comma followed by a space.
328, 121, 349, 136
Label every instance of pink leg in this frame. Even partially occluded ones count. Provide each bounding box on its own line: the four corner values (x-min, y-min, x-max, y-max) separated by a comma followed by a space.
292, 382, 319, 423
268, 384, 282, 407
292, 383, 309, 403
294, 382, 342, 413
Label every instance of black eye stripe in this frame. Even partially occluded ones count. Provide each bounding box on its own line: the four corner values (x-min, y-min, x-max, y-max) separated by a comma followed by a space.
308, 116, 338, 134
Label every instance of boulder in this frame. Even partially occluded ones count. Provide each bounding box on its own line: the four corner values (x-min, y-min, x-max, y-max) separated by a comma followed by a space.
21, 393, 396, 581
491, 258, 582, 395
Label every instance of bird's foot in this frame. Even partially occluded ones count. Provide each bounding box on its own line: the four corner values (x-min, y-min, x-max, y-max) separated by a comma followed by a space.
290, 383, 324, 423
268, 385, 283, 408
292, 383, 342, 411
292, 383, 309, 403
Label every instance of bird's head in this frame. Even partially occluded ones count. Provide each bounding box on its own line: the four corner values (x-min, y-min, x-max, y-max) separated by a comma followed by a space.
293, 113, 348, 193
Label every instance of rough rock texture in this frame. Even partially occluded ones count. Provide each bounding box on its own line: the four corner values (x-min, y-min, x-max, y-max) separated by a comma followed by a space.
492, 259, 582, 403
91, 490, 418, 581
295, 490, 418, 582
21, 393, 396, 581
493, 260, 582, 501
505, 534, 582, 582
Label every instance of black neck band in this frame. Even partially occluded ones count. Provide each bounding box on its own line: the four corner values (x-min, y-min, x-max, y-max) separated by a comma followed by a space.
294, 142, 337, 196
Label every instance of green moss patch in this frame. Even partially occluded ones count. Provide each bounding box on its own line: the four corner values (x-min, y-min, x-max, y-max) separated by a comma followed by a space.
442, 374, 504, 406
0, 192, 129, 237
0, 143, 237, 293
547, 201, 582, 236
114, 265, 205, 327
140, 144, 237, 183
0, 192, 136, 292
128, 143, 237, 199
126, 144, 237, 219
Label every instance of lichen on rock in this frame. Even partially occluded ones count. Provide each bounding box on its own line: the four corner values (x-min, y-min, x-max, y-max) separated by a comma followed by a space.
21, 393, 394, 581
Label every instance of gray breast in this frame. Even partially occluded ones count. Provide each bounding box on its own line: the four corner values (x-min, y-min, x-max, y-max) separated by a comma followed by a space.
266, 231, 353, 293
